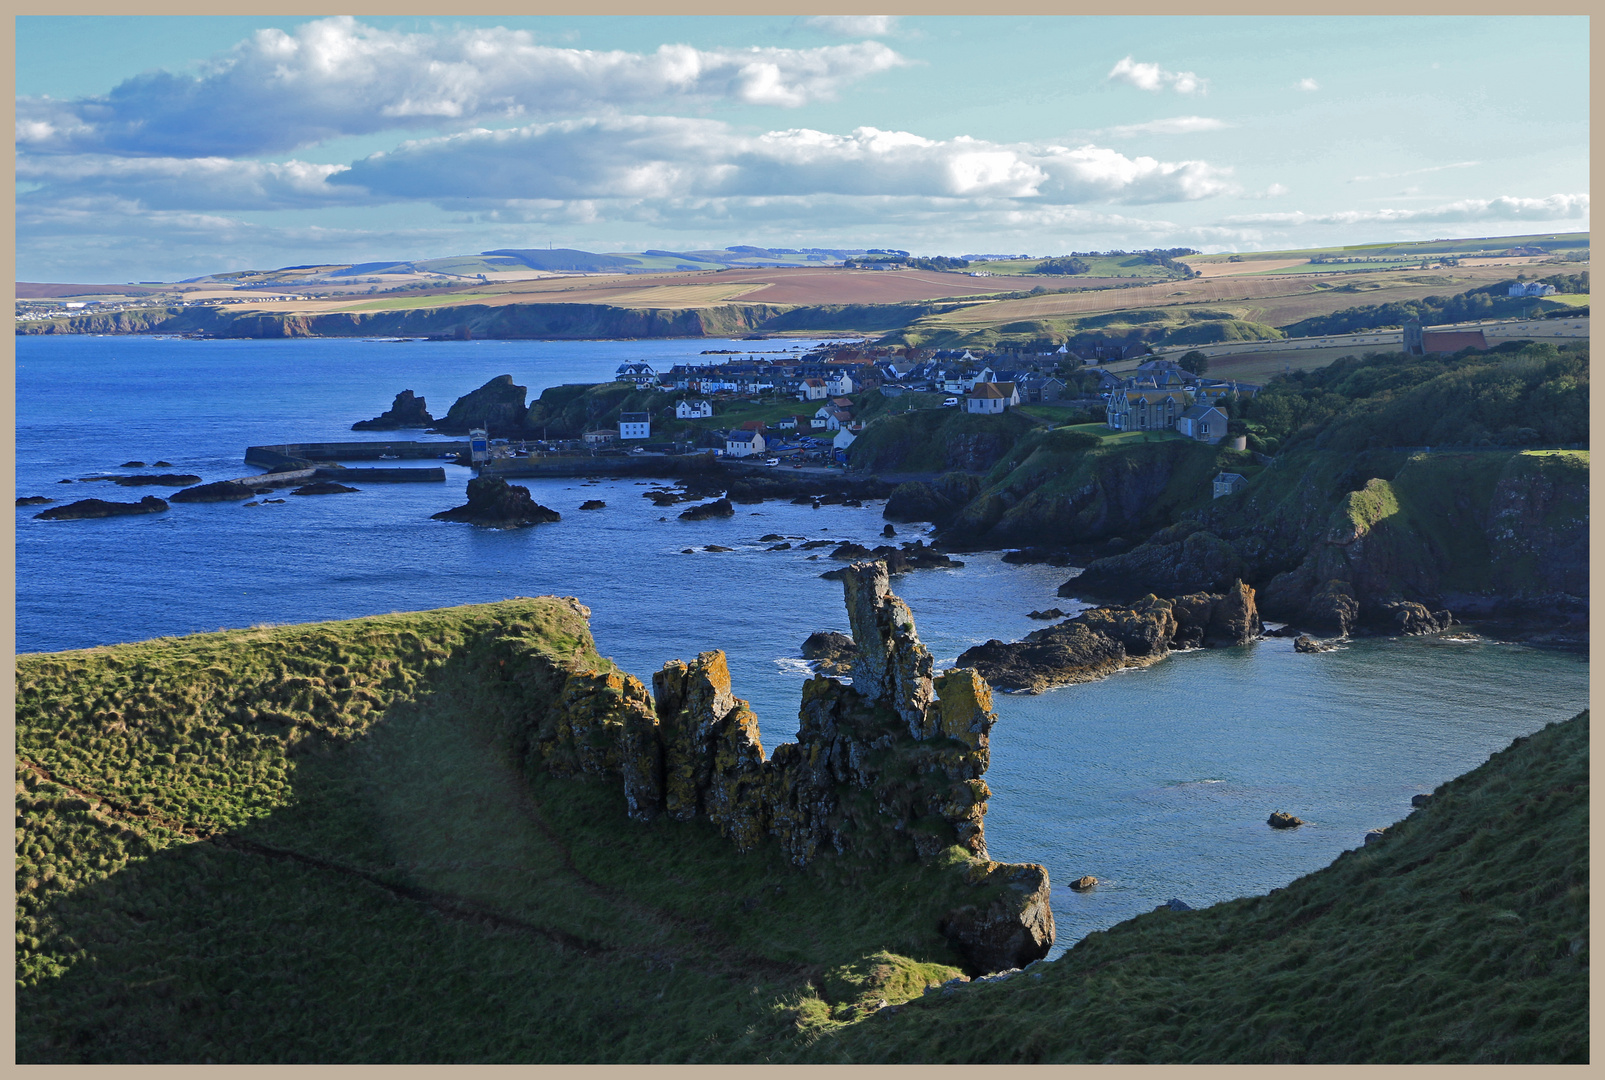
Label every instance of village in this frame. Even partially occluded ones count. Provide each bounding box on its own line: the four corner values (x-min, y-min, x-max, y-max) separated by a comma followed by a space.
533, 341, 1265, 467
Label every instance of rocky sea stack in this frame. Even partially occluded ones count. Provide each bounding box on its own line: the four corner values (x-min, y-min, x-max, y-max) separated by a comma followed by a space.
352, 389, 435, 430
521, 560, 1055, 973
431, 475, 561, 528
434, 374, 528, 435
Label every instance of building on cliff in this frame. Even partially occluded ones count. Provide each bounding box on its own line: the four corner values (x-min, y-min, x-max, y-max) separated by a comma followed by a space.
1177, 404, 1228, 443
965, 382, 1020, 414
1106, 388, 1193, 431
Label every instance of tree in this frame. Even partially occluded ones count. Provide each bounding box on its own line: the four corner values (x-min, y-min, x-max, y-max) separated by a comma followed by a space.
1179, 350, 1210, 376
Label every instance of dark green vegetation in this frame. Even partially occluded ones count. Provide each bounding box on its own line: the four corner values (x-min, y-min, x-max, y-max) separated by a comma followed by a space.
847, 407, 1042, 475
798, 712, 1590, 1063
15, 602, 994, 1063
1241, 341, 1588, 454
1282, 278, 1584, 337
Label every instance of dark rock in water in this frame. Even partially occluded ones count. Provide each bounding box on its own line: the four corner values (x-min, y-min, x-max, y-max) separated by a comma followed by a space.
1263, 623, 1302, 638
435, 374, 528, 435
881, 539, 962, 573
1374, 599, 1453, 636
650, 492, 685, 506
705, 544, 734, 552
353, 389, 435, 430
882, 523, 896, 538
171, 480, 262, 503
56, 479, 74, 484
291, 482, 359, 495
1411, 793, 1434, 808
153, 461, 174, 468
1002, 547, 1074, 567
252, 488, 276, 496
760, 533, 785, 542
679, 498, 734, 521
1363, 828, 1387, 846
1158, 898, 1193, 912
17, 496, 54, 505
1070, 875, 1098, 891
431, 475, 561, 528
790, 495, 815, 505
119, 460, 146, 468
801, 629, 858, 675
1267, 811, 1304, 829
35, 496, 168, 520
1027, 608, 1065, 621
799, 539, 836, 550
243, 501, 259, 507
832, 542, 875, 560
842, 498, 863, 508
1294, 635, 1332, 653
97, 473, 203, 487
579, 499, 607, 510
681, 548, 694, 554
262, 499, 286, 504
768, 543, 792, 550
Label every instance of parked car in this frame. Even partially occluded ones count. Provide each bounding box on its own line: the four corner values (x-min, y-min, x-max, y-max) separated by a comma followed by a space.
764, 458, 780, 466
942, 397, 959, 407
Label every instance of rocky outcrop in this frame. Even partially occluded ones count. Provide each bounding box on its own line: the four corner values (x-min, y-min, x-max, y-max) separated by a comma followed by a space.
291, 482, 359, 496
431, 476, 561, 528
1064, 522, 1245, 600
821, 540, 963, 580
1294, 635, 1333, 653
883, 473, 984, 525
679, 498, 734, 521
435, 375, 528, 435
801, 630, 858, 676
34, 496, 169, 520
83, 473, 202, 487
17, 496, 54, 506
511, 561, 1054, 973
1268, 812, 1304, 829
353, 389, 434, 430
171, 479, 269, 503
959, 584, 1262, 693
579, 499, 606, 510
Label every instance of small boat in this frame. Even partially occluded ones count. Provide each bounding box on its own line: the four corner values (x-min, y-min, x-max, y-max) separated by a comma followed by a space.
378, 453, 400, 460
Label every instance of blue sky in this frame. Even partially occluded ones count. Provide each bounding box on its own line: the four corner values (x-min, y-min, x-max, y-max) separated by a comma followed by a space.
15, 15, 1589, 282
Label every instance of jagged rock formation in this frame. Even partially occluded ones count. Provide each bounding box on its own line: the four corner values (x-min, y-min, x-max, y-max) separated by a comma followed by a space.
512, 562, 1055, 973
33, 496, 169, 520
435, 375, 528, 435
883, 473, 984, 525
353, 389, 434, 430
431, 475, 561, 528
958, 583, 1262, 693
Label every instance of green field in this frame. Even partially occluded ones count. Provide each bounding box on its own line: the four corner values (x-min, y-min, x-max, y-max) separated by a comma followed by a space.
966, 255, 1182, 279
1188, 231, 1590, 262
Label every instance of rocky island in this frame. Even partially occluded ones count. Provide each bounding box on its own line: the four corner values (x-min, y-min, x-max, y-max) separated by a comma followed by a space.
431, 475, 561, 527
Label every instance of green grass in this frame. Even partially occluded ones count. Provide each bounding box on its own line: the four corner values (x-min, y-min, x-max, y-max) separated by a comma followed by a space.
797, 711, 1590, 1063
15, 601, 985, 1062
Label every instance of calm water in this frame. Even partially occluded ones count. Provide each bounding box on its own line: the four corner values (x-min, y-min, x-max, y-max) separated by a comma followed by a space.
15, 335, 1589, 956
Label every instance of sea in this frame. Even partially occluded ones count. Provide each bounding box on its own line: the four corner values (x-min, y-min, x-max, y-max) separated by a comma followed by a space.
15, 334, 1589, 958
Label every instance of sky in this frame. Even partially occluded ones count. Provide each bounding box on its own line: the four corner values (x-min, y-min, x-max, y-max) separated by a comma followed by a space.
14, 15, 1590, 283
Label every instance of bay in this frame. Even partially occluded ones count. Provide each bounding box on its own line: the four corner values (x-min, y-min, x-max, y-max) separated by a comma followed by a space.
15, 334, 1589, 956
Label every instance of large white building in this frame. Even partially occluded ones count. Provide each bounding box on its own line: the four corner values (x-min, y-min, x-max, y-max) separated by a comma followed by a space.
724, 429, 766, 457
965, 381, 1020, 414
675, 399, 713, 419
618, 412, 651, 440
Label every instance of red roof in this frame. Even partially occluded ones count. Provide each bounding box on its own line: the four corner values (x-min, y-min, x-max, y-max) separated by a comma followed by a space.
1421, 329, 1488, 353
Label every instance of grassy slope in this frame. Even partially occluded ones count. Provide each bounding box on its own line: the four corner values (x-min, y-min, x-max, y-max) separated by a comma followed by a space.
16, 602, 983, 1063
799, 711, 1590, 1064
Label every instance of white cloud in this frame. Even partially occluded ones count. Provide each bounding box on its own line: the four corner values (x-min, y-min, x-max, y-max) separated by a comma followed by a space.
16, 16, 911, 157
1221, 193, 1588, 227
1104, 116, 1227, 137
1297, 78, 1319, 92
16, 154, 364, 210
801, 16, 898, 37
330, 115, 1234, 207
1108, 56, 1207, 95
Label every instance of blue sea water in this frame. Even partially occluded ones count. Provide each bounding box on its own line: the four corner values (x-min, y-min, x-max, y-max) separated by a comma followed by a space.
15, 335, 1589, 956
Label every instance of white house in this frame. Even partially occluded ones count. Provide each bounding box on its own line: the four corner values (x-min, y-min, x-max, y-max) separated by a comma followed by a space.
1176, 404, 1227, 444
618, 412, 651, 440
725, 429, 766, 457
833, 424, 861, 451
797, 378, 829, 401
675, 399, 713, 419
811, 405, 834, 430
961, 367, 996, 392
826, 371, 855, 395
965, 382, 1020, 414
822, 407, 854, 432
1509, 281, 1558, 297
1213, 472, 1249, 499
615, 362, 658, 388
583, 429, 617, 447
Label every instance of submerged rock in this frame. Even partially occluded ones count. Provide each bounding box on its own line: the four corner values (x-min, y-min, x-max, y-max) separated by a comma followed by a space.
431, 475, 560, 528
35, 496, 168, 520
353, 389, 434, 430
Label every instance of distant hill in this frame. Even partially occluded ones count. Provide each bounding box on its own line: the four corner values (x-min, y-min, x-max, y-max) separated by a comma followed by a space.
483, 248, 646, 272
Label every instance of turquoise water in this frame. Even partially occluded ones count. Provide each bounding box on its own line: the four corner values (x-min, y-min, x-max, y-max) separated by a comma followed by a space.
15, 335, 1589, 953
